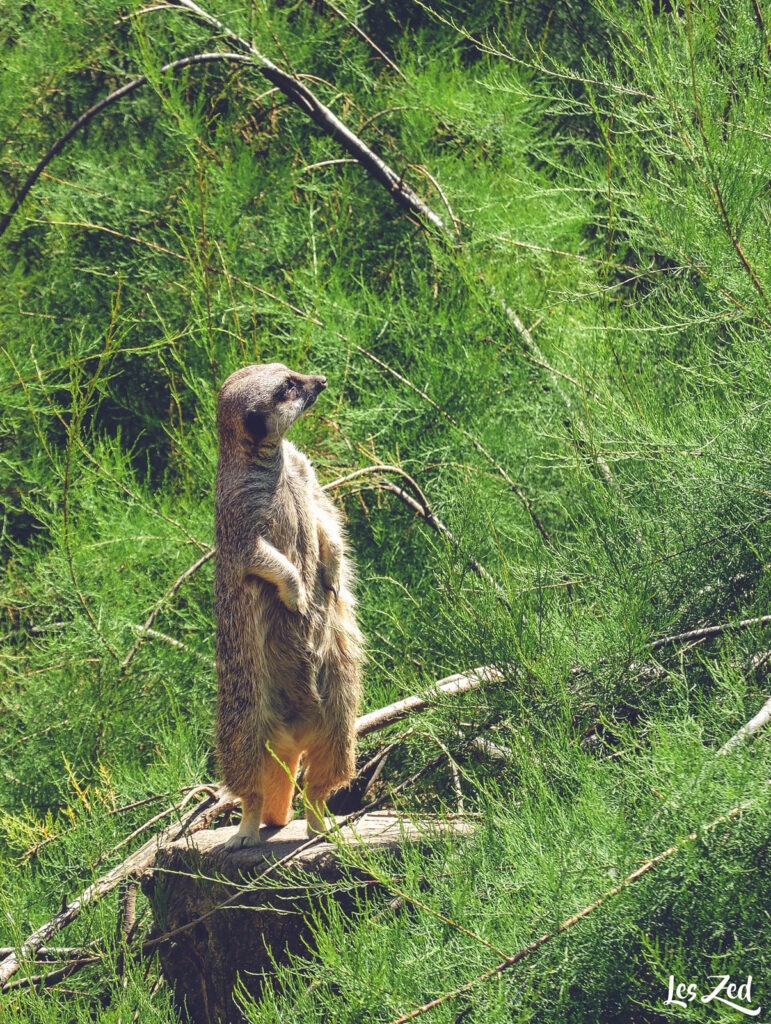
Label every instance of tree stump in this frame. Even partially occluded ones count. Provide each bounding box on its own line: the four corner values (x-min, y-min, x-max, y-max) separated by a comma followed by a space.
142, 812, 472, 1024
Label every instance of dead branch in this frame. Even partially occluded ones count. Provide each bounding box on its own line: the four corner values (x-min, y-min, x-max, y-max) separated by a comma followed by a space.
138, 756, 445, 956
649, 613, 771, 652
382, 797, 760, 1024
718, 694, 771, 755
355, 667, 504, 738
0, 664, 495, 986
168, 0, 444, 232
0, 787, 235, 987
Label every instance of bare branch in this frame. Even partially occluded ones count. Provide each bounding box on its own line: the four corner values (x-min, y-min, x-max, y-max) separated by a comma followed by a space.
382, 796, 761, 1024
121, 548, 215, 671
0, 787, 234, 987
649, 613, 771, 653
718, 694, 771, 755
355, 667, 503, 738
167, 0, 444, 231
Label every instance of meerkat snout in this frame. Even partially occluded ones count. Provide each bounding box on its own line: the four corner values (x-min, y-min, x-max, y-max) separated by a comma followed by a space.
217, 363, 327, 452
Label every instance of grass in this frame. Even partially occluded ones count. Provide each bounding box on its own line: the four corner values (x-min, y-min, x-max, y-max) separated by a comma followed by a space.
0, 0, 769, 1020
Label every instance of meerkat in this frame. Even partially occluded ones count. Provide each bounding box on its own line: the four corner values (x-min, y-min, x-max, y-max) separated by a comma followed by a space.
214, 363, 363, 848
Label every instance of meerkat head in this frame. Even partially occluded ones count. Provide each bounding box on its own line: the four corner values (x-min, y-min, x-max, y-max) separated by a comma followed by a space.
218, 363, 327, 454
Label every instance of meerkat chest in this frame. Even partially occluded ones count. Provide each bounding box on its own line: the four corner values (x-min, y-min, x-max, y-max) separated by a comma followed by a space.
265, 474, 318, 561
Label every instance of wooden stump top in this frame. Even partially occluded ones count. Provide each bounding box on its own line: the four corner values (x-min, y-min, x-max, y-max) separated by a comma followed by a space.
144, 812, 472, 1024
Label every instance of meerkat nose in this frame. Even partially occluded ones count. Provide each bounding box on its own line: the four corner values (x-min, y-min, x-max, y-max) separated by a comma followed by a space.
316, 376, 327, 390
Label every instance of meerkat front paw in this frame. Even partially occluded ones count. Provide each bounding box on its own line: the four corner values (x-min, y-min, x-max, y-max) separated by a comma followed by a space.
278, 579, 309, 617
320, 563, 340, 600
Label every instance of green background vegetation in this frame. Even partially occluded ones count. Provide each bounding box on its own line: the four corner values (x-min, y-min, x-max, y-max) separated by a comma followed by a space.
1, 0, 769, 1020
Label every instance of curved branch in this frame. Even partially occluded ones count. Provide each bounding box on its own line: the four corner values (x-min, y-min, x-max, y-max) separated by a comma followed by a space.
0, 52, 252, 239
167, 0, 445, 232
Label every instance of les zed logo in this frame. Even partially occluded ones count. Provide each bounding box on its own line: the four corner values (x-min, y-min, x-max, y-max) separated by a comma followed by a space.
665, 975, 760, 1017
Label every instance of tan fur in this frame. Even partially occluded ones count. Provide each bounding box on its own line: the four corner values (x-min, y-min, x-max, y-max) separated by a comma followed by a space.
214, 363, 363, 847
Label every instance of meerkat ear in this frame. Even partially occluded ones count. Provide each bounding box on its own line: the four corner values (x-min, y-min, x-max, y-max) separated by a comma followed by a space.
243, 410, 268, 444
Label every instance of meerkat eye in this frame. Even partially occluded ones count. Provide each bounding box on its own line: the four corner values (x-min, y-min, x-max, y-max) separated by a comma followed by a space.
275, 379, 298, 402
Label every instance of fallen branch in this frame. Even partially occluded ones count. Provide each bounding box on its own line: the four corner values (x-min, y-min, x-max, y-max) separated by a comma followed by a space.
0, 666, 498, 986
0, 787, 235, 987
718, 694, 771, 755
355, 667, 503, 738
649, 613, 771, 652
382, 797, 760, 1024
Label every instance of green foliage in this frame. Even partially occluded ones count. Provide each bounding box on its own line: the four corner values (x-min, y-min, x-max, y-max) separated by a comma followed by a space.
1, 0, 769, 1019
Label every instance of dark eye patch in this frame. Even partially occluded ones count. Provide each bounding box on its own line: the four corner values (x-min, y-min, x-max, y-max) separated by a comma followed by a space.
274, 379, 299, 402
243, 410, 267, 444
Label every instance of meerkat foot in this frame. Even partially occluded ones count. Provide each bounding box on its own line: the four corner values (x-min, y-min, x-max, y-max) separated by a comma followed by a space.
222, 796, 263, 850
305, 803, 328, 837
222, 827, 262, 851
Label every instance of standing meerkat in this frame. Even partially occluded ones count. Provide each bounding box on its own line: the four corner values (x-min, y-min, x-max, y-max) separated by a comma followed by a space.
214, 363, 363, 848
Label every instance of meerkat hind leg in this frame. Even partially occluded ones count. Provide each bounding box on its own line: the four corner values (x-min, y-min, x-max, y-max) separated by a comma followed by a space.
223, 791, 264, 850
303, 743, 347, 837
261, 749, 301, 827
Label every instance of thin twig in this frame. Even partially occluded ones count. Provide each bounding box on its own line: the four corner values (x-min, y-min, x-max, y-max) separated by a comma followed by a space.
382, 797, 759, 1024
314, 0, 407, 81
132, 625, 215, 666
376, 480, 511, 609
408, 164, 462, 241
121, 549, 216, 671
300, 157, 358, 173
0, 53, 253, 239
354, 344, 552, 544
325, 461, 510, 606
